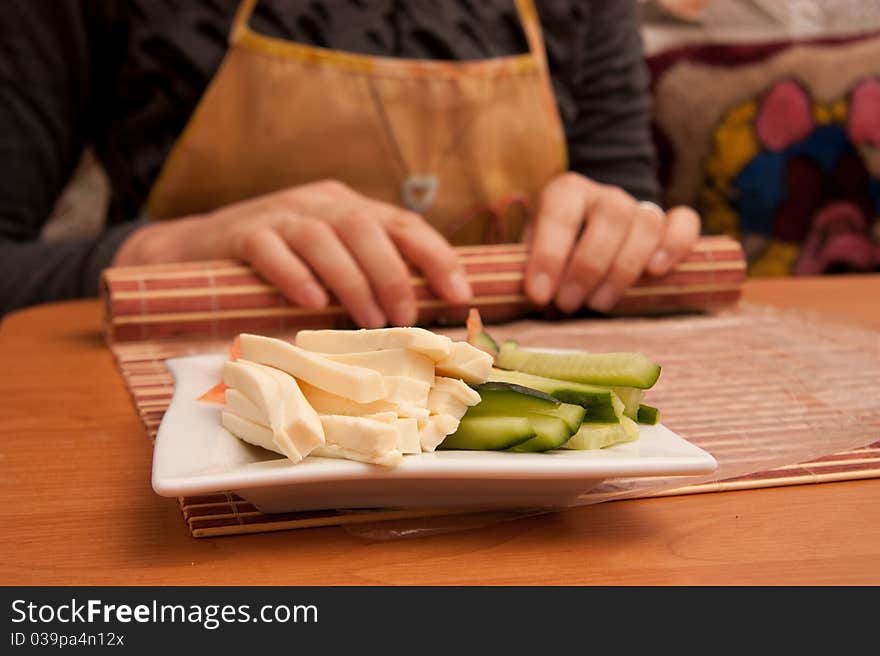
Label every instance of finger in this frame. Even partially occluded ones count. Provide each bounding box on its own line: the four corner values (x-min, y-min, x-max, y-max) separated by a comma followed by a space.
335, 209, 418, 326
555, 187, 636, 313
647, 205, 701, 276
234, 228, 329, 309
381, 208, 473, 305
525, 173, 590, 306
587, 202, 665, 313
282, 218, 387, 328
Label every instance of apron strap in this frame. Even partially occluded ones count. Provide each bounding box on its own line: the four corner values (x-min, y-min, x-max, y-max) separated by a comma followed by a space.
514, 0, 550, 71
230, 0, 259, 45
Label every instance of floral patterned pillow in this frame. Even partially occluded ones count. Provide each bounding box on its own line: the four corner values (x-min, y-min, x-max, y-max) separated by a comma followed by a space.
647, 32, 880, 275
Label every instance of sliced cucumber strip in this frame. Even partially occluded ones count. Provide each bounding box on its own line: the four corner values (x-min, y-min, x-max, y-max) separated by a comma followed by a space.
439, 416, 535, 450
466, 382, 561, 417
637, 404, 661, 425
531, 401, 586, 434
613, 387, 645, 420
508, 414, 574, 453
496, 346, 661, 389
563, 416, 640, 450
487, 368, 623, 423
472, 331, 499, 357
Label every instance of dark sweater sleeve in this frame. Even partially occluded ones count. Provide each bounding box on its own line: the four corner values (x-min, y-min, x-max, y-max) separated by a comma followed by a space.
0, 0, 138, 316
543, 0, 659, 203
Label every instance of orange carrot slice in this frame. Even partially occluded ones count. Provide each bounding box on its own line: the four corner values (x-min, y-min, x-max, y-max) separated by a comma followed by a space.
229, 335, 241, 360
466, 308, 484, 344
198, 381, 228, 404
196, 335, 241, 403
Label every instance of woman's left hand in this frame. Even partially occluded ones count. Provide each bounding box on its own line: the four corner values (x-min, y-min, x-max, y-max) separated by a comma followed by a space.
524, 172, 701, 313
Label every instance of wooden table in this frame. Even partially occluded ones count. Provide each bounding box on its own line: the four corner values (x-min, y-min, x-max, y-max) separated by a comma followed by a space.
1, 275, 878, 586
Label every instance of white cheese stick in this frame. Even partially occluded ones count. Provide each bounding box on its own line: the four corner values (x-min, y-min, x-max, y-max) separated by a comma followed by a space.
383, 376, 431, 406
222, 360, 324, 462
435, 341, 494, 384
221, 411, 280, 454
392, 417, 421, 454
361, 411, 400, 423
358, 412, 422, 454
425, 396, 470, 419
222, 411, 405, 466
426, 376, 481, 417
224, 388, 267, 425
431, 376, 482, 406
299, 380, 429, 419
417, 414, 461, 452
295, 327, 452, 361
239, 333, 386, 403
323, 349, 435, 384
310, 444, 403, 467
318, 414, 398, 452
360, 412, 420, 453
314, 415, 403, 466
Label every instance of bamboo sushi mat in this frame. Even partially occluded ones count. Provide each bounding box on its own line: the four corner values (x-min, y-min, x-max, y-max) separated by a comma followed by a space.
102, 238, 880, 537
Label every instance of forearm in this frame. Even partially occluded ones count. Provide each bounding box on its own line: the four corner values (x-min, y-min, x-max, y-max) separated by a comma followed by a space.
0, 220, 143, 315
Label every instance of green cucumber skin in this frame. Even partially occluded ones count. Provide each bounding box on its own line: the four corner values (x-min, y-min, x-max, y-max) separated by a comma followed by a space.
473, 331, 499, 355
468, 383, 585, 435
531, 402, 586, 434
495, 347, 661, 389
472, 381, 560, 403
613, 387, 645, 420
487, 369, 621, 423
563, 416, 640, 450
637, 404, 661, 425
467, 382, 561, 417
439, 416, 535, 450
507, 414, 574, 453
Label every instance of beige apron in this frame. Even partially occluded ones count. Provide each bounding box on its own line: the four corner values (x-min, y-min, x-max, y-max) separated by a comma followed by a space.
146, 0, 568, 245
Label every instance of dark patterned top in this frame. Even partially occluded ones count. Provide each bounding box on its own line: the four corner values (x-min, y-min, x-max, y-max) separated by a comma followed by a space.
0, 0, 656, 314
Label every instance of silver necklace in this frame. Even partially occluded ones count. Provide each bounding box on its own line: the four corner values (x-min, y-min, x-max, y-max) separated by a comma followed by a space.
366, 78, 480, 214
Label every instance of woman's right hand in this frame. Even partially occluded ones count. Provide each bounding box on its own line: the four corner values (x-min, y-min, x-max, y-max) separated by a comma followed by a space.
113, 180, 472, 328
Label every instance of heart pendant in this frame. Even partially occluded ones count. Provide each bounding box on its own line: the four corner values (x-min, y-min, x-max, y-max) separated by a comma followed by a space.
401, 175, 439, 213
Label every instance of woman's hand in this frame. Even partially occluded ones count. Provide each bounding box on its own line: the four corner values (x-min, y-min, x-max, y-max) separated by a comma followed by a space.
113, 180, 472, 327
524, 172, 701, 313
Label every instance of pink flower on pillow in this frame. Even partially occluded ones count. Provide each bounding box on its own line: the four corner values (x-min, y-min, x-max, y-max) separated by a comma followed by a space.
795, 201, 880, 275
756, 79, 815, 151
847, 77, 880, 148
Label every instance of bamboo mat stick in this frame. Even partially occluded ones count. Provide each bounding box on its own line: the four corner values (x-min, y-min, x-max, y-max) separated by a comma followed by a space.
101, 236, 746, 341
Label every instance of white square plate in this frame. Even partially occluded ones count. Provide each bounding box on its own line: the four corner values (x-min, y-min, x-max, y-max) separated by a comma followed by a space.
152, 354, 717, 513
